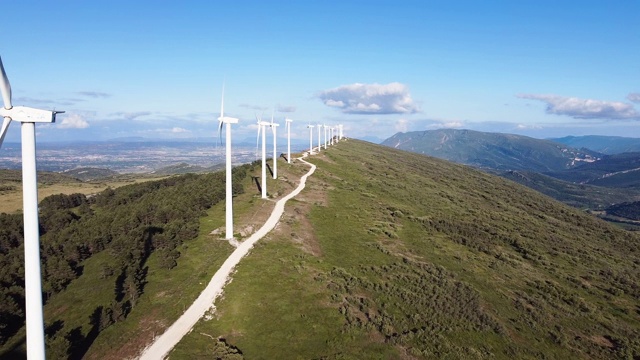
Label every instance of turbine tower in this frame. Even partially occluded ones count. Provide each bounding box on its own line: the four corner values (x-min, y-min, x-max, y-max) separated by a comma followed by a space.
269, 112, 279, 179
323, 124, 328, 149
285, 117, 292, 163
217, 86, 239, 240
0, 56, 63, 360
307, 123, 314, 154
256, 115, 270, 198
317, 123, 322, 152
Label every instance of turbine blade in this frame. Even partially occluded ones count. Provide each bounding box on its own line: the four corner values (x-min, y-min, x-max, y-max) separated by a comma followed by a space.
256, 124, 261, 150
0, 117, 11, 148
218, 120, 224, 145
0, 56, 12, 109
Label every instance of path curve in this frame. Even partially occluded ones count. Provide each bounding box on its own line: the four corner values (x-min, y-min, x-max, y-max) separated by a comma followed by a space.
139, 155, 316, 359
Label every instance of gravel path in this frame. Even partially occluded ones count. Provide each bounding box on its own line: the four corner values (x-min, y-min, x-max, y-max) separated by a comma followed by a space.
138, 155, 316, 359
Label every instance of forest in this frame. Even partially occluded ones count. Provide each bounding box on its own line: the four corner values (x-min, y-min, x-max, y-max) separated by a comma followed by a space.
0, 164, 251, 358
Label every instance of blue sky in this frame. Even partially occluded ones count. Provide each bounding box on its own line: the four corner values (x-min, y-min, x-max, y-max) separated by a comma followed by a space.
1, 0, 639, 143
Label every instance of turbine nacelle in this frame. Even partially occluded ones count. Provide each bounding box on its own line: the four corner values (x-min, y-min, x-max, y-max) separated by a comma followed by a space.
0, 106, 58, 123
218, 116, 239, 124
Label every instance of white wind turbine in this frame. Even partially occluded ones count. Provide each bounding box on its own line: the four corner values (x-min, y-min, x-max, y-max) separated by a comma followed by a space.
255, 115, 270, 198
330, 126, 335, 145
285, 117, 292, 163
306, 123, 314, 154
269, 112, 279, 179
0, 56, 63, 360
317, 123, 322, 152
323, 124, 328, 149
217, 86, 239, 240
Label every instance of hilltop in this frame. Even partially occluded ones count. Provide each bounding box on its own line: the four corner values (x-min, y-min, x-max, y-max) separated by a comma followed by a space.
1, 140, 638, 359
173, 140, 639, 359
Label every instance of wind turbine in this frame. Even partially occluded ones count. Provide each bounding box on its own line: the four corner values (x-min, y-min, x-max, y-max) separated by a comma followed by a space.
217, 86, 239, 240
323, 124, 328, 150
0, 56, 63, 360
317, 123, 322, 152
285, 118, 292, 163
269, 112, 279, 179
307, 123, 314, 154
330, 127, 335, 145
255, 115, 270, 198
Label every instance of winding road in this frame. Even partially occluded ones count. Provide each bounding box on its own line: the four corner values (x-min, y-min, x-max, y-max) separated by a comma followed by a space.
139, 155, 316, 359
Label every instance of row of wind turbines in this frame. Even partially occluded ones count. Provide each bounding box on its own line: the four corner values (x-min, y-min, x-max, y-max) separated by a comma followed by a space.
0, 52, 343, 359
217, 90, 345, 243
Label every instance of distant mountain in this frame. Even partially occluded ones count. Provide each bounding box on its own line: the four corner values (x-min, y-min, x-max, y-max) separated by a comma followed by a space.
498, 169, 640, 210
606, 201, 640, 221
550, 135, 640, 154
544, 152, 640, 188
382, 129, 600, 172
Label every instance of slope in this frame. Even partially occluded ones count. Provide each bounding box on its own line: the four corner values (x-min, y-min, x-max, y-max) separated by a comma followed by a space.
382, 129, 599, 172
497, 170, 640, 210
174, 139, 640, 359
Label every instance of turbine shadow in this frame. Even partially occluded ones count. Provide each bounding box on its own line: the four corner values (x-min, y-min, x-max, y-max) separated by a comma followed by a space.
266, 163, 274, 177
280, 153, 288, 162
251, 176, 262, 194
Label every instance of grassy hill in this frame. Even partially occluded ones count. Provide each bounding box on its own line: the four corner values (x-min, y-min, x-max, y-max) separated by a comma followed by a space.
170, 140, 639, 359
381, 129, 599, 172
1, 141, 638, 359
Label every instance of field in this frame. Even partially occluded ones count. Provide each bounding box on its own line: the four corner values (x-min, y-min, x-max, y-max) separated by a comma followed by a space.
0, 170, 167, 214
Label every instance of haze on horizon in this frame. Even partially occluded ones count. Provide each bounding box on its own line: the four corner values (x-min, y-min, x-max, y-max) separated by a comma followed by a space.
1, 0, 639, 144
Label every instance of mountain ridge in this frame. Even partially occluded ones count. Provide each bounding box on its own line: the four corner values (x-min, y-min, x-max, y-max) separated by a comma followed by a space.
382, 129, 599, 172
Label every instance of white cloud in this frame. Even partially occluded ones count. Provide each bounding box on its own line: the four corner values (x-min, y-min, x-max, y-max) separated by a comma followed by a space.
57, 114, 89, 129
517, 94, 640, 120
318, 82, 419, 114
395, 119, 408, 132
426, 121, 464, 129
171, 127, 189, 133
628, 93, 640, 103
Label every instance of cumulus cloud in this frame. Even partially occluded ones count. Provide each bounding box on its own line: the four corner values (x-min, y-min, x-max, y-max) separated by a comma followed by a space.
57, 114, 89, 129
318, 82, 419, 115
171, 127, 189, 133
517, 94, 640, 120
628, 93, 640, 103
76, 91, 111, 98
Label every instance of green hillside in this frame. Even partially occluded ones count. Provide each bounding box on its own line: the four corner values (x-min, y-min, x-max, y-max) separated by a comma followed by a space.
381, 129, 599, 172
498, 170, 640, 210
174, 140, 639, 359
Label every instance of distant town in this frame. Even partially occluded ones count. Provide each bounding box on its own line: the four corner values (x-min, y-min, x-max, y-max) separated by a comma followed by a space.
0, 140, 308, 173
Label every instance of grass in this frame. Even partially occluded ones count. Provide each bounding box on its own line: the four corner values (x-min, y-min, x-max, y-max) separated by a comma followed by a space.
171, 140, 639, 359
0, 169, 169, 214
